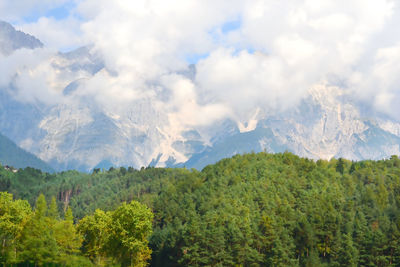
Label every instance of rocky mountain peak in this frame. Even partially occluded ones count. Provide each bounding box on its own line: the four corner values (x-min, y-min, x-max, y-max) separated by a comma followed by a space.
0, 20, 43, 55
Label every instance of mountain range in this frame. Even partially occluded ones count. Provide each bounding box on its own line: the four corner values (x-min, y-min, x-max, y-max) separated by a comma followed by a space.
1, 20, 400, 172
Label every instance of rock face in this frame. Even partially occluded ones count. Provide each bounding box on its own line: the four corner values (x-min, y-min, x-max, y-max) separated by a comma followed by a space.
185, 85, 400, 169
1, 20, 400, 171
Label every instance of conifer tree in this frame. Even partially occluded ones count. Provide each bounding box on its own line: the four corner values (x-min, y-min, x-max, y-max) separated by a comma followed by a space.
19, 194, 58, 265
55, 206, 83, 265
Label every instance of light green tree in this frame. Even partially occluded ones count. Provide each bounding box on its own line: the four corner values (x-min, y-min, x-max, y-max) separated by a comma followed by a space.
79, 201, 153, 267
108, 200, 154, 267
18, 194, 59, 266
55, 206, 84, 265
0, 192, 32, 264
78, 209, 112, 266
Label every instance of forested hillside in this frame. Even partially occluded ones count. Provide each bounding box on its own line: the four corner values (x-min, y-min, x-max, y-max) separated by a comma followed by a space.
2, 152, 400, 266
0, 132, 54, 173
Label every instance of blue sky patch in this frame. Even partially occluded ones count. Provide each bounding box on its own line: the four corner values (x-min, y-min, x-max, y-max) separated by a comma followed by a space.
21, 1, 76, 23
221, 19, 241, 34
185, 53, 210, 64
45, 2, 76, 20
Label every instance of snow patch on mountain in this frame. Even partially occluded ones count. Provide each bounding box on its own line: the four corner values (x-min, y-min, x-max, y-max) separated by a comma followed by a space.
237, 108, 260, 133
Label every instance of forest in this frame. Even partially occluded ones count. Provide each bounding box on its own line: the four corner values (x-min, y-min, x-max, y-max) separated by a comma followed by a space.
1, 152, 400, 266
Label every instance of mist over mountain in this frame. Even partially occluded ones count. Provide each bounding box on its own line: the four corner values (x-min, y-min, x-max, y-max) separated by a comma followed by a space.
1, 13, 400, 171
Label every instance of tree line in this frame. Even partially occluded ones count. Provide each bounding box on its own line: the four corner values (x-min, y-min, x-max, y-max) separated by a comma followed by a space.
2, 152, 400, 266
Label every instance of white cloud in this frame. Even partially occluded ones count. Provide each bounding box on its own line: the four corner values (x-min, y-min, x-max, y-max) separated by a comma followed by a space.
68, 0, 245, 123
18, 16, 84, 51
350, 42, 400, 118
3, 0, 400, 130
0, 48, 64, 104
161, 74, 230, 127
77, 0, 242, 74
195, 48, 316, 122
219, 0, 397, 119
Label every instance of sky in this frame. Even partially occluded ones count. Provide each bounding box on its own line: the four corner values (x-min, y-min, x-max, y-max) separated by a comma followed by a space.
1, 0, 400, 129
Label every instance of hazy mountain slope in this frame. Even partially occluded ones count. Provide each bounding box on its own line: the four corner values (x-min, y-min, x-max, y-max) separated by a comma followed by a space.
0, 132, 54, 172
184, 127, 288, 169
2, 21, 400, 171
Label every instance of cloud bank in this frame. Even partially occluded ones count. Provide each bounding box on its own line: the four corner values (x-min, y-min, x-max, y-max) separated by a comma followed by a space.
3, 0, 400, 130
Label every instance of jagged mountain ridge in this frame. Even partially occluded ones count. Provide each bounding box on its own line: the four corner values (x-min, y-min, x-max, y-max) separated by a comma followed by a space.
0, 21, 42, 55
1, 20, 400, 171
